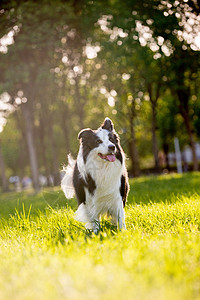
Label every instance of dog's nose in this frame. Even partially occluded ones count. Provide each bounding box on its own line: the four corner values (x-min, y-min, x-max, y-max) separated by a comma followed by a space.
108, 145, 115, 152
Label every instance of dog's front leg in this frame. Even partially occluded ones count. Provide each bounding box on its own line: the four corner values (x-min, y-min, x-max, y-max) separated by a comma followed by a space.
117, 201, 126, 230
86, 195, 101, 234
111, 200, 126, 230
92, 219, 100, 234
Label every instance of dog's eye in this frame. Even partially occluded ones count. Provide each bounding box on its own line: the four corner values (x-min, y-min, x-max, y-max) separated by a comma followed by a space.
96, 139, 102, 144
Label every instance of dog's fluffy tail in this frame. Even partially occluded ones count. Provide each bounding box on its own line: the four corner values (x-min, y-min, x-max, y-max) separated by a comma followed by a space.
61, 154, 76, 199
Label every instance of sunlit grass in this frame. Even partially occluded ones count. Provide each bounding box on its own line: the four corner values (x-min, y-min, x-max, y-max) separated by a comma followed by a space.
0, 172, 200, 299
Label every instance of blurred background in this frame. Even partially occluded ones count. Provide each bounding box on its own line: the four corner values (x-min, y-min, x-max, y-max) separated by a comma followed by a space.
0, 0, 199, 193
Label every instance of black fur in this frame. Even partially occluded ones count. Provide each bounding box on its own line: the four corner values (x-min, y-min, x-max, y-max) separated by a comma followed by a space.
78, 129, 101, 163
85, 173, 96, 195
108, 132, 123, 164
120, 174, 129, 207
101, 118, 114, 131
73, 163, 86, 205
73, 163, 96, 205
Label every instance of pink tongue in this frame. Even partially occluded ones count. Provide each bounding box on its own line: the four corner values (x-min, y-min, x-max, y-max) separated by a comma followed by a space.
106, 154, 116, 162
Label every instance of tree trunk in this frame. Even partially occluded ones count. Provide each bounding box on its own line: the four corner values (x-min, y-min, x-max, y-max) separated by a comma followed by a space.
163, 143, 170, 170
0, 140, 9, 192
15, 112, 28, 180
177, 90, 198, 171
51, 136, 60, 186
148, 84, 161, 172
129, 119, 140, 177
75, 77, 84, 129
151, 102, 160, 172
21, 103, 40, 192
60, 76, 71, 154
61, 104, 71, 154
47, 115, 60, 186
181, 108, 198, 171
38, 116, 51, 186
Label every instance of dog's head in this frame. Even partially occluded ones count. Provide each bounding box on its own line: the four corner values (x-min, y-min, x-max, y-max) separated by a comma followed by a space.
78, 118, 123, 163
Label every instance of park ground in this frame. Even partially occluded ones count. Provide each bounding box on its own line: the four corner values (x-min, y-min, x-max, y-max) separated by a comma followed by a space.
0, 172, 200, 300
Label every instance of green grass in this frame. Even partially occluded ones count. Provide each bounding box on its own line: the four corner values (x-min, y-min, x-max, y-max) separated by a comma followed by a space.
0, 172, 200, 300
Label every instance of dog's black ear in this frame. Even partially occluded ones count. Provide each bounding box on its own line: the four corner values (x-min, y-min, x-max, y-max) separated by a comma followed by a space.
101, 118, 114, 132
78, 128, 94, 140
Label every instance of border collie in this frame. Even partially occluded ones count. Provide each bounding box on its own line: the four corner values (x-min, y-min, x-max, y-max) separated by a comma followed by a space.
61, 118, 129, 233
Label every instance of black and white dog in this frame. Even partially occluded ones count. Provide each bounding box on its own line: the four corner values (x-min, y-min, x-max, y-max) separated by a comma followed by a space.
61, 118, 129, 233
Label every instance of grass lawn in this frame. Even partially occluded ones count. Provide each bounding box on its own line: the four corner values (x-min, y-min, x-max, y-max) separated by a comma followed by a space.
0, 172, 200, 300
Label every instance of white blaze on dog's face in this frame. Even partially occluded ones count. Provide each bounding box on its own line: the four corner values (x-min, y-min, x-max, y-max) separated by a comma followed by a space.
95, 128, 116, 162
78, 118, 122, 164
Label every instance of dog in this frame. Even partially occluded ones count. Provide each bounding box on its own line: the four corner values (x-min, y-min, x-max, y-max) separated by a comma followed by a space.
61, 118, 129, 233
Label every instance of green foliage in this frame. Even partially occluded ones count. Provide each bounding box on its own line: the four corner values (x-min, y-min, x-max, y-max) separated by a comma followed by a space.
0, 174, 200, 299
0, 0, 200, 181
157, 92, 189, 151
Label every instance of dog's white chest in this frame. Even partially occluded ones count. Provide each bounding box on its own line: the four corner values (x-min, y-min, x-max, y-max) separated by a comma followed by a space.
91, 160, 122, 189
84, 159, 123, 218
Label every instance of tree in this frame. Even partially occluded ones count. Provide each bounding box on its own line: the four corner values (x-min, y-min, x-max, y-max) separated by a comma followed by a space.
0, 139, 9, 192
125, 0, 200, 170
0, 0, 86, 190
157, 92, 180, 170
92, 42, 142, 176
95, 0, 200, 170
0, 0, 199, 184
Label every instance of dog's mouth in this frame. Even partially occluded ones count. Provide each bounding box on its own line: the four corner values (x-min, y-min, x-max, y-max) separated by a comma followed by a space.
98, 153, 116, 162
